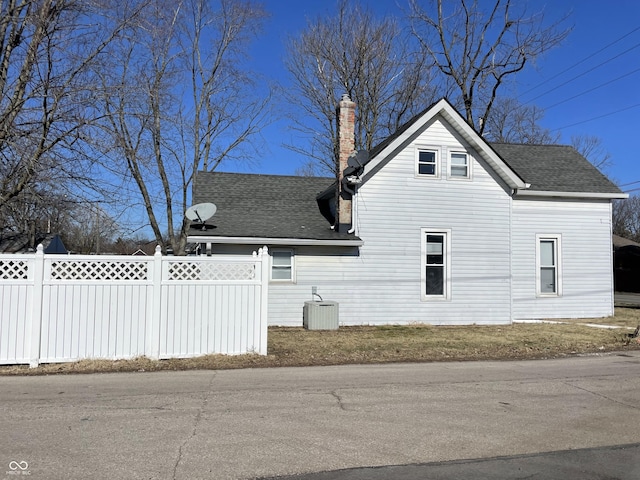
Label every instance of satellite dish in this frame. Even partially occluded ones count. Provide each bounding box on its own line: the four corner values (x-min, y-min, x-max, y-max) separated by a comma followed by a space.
186, 203, 217, 230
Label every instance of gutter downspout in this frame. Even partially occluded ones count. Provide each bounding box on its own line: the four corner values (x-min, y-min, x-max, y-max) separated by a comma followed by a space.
343, 181, 357, 234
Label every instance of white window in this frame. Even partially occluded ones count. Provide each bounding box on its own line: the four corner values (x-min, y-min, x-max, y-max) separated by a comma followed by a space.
416, 148, 439, 177
421, 229, 451, 300
450, 152, 470, 178
271, 250, 294, 282
536, 235, 561, 296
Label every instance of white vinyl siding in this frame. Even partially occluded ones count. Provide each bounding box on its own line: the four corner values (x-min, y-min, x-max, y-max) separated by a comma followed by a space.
512, 198, 613, 320
263, 116, 513, 326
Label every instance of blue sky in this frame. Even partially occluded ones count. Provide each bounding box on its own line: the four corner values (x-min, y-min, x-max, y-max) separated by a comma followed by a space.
228, 0, 640, 193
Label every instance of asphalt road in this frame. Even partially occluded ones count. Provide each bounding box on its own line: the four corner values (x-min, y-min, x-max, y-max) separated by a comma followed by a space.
1, 353, 640, 480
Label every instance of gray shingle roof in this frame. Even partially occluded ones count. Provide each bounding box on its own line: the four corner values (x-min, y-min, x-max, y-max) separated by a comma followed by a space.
490, 143, 621, 194
190, 171, 358, 241
191, 112, 622, 242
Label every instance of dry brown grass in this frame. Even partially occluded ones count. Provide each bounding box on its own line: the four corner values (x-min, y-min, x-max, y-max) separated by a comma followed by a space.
2, 309, 639, 376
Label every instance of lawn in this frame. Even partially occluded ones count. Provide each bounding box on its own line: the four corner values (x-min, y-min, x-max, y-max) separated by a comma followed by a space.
1, 308, 638, 376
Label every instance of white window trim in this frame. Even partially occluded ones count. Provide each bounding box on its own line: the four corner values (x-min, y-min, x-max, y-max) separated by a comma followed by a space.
420, 228, 452, 301
536, 234, 562, 297
270, 248, 295, 283
448, 151, 472, 180
415, 146, 441, 178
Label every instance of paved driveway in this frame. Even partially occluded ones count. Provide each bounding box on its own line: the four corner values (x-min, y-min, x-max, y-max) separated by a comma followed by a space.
615, 291, 640, 308
1, 353, 640, 479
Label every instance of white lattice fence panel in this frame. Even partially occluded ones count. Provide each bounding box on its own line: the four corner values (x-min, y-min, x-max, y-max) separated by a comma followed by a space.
0, 248, 269, 365
0, 258, 30, 280
49, 259, 149, 281
167, 261, 255, 281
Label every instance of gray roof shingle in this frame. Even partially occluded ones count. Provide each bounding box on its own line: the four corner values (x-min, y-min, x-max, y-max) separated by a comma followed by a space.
190, 171, 357, 241
490, 143, 621, 194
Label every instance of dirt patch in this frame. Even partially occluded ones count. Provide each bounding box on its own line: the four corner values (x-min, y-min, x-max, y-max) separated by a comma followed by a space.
2, 309, 639, 376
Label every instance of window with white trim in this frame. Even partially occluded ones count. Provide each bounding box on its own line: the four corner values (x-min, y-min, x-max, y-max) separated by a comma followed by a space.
416, 148, 439, 176
537, 235, 561, 296
271, 249, 294, 282
450, 152, 469, 178
421, 229, 451, 300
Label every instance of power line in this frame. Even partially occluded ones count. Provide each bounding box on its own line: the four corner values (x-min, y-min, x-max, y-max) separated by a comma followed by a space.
620, 180, 640, 187
550, 102, 640, 130
524, 41, 640, 104
520, 25, 640, 98
543, 66, 640, 111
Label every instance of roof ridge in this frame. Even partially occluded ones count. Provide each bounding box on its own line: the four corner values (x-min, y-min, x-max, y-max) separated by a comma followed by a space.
489, 142, 573, 148
198, 170, 333, 180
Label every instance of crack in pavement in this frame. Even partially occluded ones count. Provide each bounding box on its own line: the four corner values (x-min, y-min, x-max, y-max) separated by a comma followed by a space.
330, 390, 347, 411
564, 381, 640, 411
172, 372, 217, 479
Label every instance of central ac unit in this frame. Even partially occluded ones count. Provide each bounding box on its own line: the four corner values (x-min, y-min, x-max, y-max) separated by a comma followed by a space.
303, 301, 339, 330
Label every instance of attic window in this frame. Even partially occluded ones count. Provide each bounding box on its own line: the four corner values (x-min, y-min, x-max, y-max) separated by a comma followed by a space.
416, 148, 439, 177
450, 152, 470, 178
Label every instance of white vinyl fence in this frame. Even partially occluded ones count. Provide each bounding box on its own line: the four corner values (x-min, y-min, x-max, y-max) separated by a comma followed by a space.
0, 246, 269, 367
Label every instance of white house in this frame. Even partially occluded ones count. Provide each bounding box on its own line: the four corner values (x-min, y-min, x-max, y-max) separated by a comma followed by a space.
188, 97, 626, 326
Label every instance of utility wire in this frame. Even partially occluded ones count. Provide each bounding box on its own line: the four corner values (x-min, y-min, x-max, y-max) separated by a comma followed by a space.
519, 25, 640, 98
543, 67, 640, 111
619, 180, 640, 187
550, 102, 640, 130
524, 41, 640, 103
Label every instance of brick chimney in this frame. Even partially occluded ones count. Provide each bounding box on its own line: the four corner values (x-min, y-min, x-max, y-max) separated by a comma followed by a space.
336, 93, 355, 233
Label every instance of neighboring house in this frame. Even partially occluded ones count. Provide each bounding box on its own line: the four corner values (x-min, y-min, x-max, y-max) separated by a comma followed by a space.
0, 232, 68, 254
188, 97, 626, 326
613, 234, 640, 293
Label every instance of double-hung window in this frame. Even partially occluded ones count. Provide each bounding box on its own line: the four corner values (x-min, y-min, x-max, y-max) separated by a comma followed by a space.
450, 152, 469, 178
537, 235, 561, 296
271, 249, 294, 282
421, 229, 451, 300
416, 148, 439, 177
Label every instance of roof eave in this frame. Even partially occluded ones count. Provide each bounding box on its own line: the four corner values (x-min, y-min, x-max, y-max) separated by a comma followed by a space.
187, 235, 364, 247
514, 190, 628, 200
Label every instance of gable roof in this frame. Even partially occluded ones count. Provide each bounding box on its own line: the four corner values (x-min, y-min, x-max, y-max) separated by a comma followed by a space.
361, 98, 625, 199
362, 98, 527, 190
189, 171, 361, 245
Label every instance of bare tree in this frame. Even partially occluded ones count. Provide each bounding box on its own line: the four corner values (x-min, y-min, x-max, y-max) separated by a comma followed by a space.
613, 195, 640, 243
0, 0, 138, 237
483, 97, 559, 144
409, 0, 570, 135
285, 0, 438, 176
95, 0, 268, 255
570, 134, 612, 172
